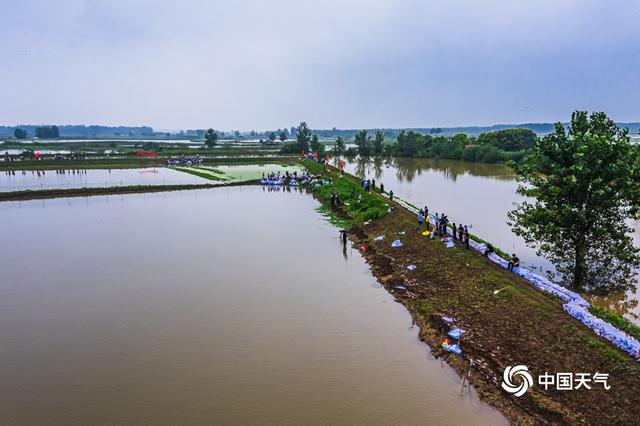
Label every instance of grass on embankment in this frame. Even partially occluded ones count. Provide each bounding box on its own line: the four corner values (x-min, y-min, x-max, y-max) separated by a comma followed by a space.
589, 305, 640, 341
302, 160, 388, 225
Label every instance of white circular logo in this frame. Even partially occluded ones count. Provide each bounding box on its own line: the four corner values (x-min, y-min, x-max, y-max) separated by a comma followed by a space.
502, 365, 533, 397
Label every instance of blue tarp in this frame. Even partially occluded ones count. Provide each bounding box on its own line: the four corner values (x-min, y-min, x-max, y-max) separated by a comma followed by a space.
442, 237, 455, 248
260, 179, 284, 186
564, 302, 640, 359
442, 316, 454, 324
443, 343, 462, 355
391, 240, 403, 248
375, 235, 385, 241
448, 328, 465, 340
407, 264, 417, 270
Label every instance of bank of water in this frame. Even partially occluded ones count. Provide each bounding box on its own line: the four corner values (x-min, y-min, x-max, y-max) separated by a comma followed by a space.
0, 187, 506, 425
0, 167, 209, 192
341, 157, 640, 321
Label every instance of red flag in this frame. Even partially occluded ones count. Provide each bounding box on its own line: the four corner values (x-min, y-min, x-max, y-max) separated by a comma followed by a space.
34, 151, 42, 159
339, 160, 345, 170
313, 152, 318, 159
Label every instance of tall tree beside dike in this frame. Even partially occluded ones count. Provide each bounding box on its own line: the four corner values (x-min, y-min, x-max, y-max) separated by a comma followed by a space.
508, 111, 640, 293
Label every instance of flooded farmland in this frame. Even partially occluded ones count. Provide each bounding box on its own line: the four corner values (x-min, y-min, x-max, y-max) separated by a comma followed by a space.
0, 186, 506, 425
0, 167, 209, 192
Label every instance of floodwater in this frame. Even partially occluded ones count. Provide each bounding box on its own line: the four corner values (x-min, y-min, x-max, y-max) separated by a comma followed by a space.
0, 187, 506, 425
341, 157, 640, 321
0, 167, 209, 192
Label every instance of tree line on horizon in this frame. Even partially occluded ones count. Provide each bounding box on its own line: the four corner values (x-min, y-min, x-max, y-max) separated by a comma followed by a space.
280, 121, 537, 165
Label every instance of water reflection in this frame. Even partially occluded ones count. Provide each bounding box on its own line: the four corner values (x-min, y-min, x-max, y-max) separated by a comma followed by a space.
345, 157, 516, 183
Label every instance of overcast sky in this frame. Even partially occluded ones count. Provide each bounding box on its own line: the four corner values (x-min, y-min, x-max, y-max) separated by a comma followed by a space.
1, 0, 638, 130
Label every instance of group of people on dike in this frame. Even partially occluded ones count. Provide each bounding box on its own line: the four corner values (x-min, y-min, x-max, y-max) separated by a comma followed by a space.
260, 170, 316, 186
54, 169, 87, 175
482, 243, 520, 270
417, 207, 472, 249
358, 177, 378, 193
346, 172, 523, 273
166, 155, 203, 166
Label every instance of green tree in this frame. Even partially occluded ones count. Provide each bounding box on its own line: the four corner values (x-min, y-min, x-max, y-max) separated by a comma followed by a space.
334, 136, 346, 155
373, 130, 385, 156
477, 128, 536, 151
296, 121, 312, 152
508, 111, 640, 292
461, 146, 477, 161
310, 134, 324, 154
268, 132, 277, 143
278, 130, 287, 142
205, 128, 218, 148
13, 128, 27, 139
474, 144, 503, 163
354, 129, 372, 156
396, 130, 424, 157
35, 126, 59, 138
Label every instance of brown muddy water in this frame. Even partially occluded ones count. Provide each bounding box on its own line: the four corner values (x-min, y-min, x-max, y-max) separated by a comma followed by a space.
0, 187, 506, 425
341, 157, 640, 321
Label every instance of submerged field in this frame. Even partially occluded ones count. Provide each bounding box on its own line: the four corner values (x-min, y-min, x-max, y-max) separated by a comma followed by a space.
0, 187, 506, 426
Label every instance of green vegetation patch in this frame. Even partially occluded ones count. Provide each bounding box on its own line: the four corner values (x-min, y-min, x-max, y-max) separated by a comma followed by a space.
589, 305, 640, 341
301, 160, 388, 224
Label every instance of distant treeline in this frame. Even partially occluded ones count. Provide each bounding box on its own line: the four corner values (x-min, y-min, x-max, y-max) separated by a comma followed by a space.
3, 121, 638, 140
282, 121, 539, 164
0, 125, 154, 138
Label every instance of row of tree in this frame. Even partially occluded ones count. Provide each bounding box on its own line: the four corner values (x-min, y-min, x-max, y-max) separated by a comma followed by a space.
279, 122, 535, 164
202, 128, 291, 148
12, 126, 61, 139
325, 127, 535, 164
